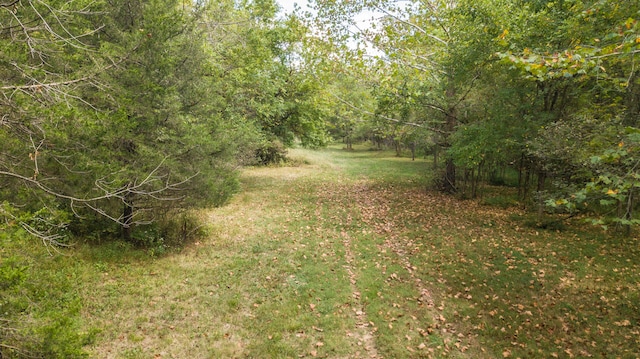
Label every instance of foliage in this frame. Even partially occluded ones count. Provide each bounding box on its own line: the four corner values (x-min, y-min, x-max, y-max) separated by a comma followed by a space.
309, 0, 640, 228
0, 0, 336, 243
203, 2, 330, 150
548, 127, 640, 229
255, 139, 289, 166
0, 219, 89, 358
500, 0, 640, 227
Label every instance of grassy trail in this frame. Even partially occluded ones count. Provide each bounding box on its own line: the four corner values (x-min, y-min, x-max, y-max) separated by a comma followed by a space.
80, 145, 640, 358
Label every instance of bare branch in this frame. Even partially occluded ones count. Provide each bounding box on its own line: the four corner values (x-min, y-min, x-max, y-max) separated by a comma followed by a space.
0, 157, 196, 204
28, 0, 100, 51
0, 204, 70, 249
2, 74, 92, 91
422, 0, 451, 40
0, 0, 19, 7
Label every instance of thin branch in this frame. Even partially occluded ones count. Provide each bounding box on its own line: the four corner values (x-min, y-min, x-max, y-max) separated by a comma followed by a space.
29, 0, 99, 51
422, 0, 451, 40
452, 71, 482, 109
588, 49, 640, 60
1, 75, 91, 91
374, 5, 448, 46
0, 204, 70, 249
330, 92, 446, 134
0, 0, 19, 7
0, 158, 193, 204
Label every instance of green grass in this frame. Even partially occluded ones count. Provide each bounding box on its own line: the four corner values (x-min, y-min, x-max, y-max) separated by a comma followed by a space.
5, 143, 639, 358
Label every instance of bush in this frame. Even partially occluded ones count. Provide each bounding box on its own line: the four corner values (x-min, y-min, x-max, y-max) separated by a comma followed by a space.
255, 139, 288, 165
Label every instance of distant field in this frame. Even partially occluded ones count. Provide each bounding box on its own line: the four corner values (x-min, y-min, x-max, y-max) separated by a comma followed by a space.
68, 144, 640, 358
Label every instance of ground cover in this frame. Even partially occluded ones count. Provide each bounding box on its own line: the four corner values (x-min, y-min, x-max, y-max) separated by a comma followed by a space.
67, 144, 640, 358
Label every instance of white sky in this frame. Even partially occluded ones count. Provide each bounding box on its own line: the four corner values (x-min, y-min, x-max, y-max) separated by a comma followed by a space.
274, 0, 382, 56
274, 0, 378, 31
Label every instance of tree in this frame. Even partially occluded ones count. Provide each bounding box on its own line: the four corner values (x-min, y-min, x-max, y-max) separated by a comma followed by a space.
312, 0, 510, 192
501, 0, 640, 230
0, 0, 253, 244
202, 0, 330, 161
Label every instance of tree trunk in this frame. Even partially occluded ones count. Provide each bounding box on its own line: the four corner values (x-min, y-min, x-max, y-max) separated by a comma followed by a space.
522, 165, 531, 205
122, 196, 134, 241
518, 154, 524, 199
537, 169, 546, 192
440, 83, 458, 193
472, 160, 484, 199
462, 168, 470, 197
411, 142, 416, 161
626, 191, 633, 237
443, 158, 456, 193
537, 191, 545, 223
619, 190, 634, 236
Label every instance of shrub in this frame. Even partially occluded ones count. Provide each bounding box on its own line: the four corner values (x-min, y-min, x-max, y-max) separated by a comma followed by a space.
0, 224, 89, 358
255, 139, 288, 165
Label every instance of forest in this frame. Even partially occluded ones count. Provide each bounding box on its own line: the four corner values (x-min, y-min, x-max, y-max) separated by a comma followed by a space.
1, 0, 639, 357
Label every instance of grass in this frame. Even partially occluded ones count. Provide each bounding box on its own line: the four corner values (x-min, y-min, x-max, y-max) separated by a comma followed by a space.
18, 143, 640, 358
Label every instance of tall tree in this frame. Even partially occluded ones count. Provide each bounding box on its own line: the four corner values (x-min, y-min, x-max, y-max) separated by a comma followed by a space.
203, 0, 330, 158
0, 0, 251, 243
312, 0, 509, 192
502, 0, 640, 229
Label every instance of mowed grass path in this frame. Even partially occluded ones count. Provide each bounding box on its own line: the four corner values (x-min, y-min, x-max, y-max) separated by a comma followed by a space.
79, 145, 640, 358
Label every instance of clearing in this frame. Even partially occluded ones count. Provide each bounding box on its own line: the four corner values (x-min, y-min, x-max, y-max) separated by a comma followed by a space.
78, 145, 640, 358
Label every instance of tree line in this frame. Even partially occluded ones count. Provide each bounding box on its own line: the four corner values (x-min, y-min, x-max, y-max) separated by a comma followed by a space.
0, 0, 331, 247
2, 0, 639, 249
1, 1, 332, 356
311, 0, 640, 232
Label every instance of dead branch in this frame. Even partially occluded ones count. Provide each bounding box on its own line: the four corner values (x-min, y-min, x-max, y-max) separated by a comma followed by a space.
0, 0, 19, 7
